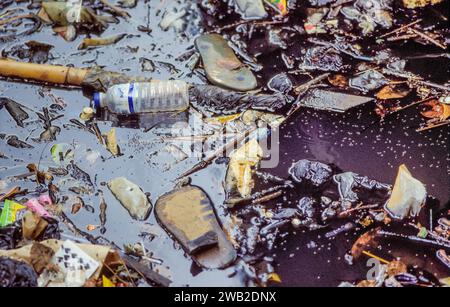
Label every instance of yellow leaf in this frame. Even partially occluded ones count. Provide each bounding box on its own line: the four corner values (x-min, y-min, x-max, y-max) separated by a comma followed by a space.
102, 275, 115, 287
440, 277, 450, 287
268, 273, 282, 283
105, 128, 119, 156
227, 139, 263, 198
206, 113, 242, 124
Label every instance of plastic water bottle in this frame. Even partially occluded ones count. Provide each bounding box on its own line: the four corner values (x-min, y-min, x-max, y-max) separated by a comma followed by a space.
93, 81, 190, 114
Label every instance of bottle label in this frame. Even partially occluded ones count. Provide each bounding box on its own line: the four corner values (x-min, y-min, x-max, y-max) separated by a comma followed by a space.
109, 84, 131, 114
128, 82, 135, 114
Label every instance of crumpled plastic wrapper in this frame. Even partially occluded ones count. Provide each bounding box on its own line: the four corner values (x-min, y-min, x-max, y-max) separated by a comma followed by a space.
82, 67, 151, 92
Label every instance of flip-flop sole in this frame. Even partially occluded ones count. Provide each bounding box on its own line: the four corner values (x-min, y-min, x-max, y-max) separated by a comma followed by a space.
155, 185, 236, 269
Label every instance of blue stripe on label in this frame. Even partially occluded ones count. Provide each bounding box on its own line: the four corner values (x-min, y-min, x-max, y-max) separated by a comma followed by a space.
128, 83, 135, 114
93, 92, 100, 109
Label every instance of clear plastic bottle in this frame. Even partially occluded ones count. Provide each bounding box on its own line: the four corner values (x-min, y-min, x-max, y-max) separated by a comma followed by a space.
93, 81, 189, 114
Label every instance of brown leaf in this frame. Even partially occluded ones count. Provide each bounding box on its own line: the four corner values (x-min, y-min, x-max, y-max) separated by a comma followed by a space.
22, 211, 48, 240
30, 242, 54, 274
351, 227, 380, 259
328, 74, 348, 88
87, 224, 99, 231
376, 85, 410, 100
71, 203, 82, 214
27, 163, 53, 184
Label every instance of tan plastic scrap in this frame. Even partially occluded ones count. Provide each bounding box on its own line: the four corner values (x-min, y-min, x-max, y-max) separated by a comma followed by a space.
385, 164, 427, 219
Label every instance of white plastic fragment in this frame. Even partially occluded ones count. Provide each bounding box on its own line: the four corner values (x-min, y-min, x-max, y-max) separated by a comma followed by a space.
52, 240, 100, 287
384, 164, 427, 219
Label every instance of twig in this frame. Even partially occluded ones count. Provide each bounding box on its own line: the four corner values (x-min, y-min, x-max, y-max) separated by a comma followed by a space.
293, 73, 331, 96
286, 73, 330, 118
408, 223, 450, 245
339, 204, 380, 217
387, 34, 418, 42
99, 0, 130, 19
362, 250, 390, 264
0, 186, 21, 202
252, 190, 283, 205
177, 125, 257, 179
382, 69, 450, 91
102, 261, 129, 285
407, 28, 446, 50
226, 185, 287, 208
389, 96, 436, 115
416, 120, 450, 132
379, 19, 422, 38
378, 230, 450, 249
119, 258, 137, 287
0, 13, 34, 26
213, 20, 284, 33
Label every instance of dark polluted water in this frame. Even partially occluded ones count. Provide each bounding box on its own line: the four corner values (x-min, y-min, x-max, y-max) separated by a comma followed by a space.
0, 0, 449, 286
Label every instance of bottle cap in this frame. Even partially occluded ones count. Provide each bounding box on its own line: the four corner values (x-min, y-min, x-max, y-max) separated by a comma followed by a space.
80, 107, 94, 121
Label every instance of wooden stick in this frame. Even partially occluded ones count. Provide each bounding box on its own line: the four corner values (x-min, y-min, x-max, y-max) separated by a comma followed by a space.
0, 13, 34, 26
0, 59, 89, 86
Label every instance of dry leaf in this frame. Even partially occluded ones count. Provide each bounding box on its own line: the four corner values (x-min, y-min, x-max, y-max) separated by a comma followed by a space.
376, 85, 410, 100
351, 227, 380, 258
71, 202, 82, 214
87, 224, 99, 231
105, 128, 120, 156
328, 74, 348, 88
268, 272, 282, 283
30, 243, 54, 274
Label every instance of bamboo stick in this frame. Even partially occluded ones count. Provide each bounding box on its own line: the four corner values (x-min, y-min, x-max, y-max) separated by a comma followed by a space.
0, 58, 89, 86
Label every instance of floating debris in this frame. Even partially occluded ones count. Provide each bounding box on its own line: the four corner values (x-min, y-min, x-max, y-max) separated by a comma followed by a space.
300, 89, 373, 112
104, 128, 120, 156
78, 34, 127, 50
195, 34, 257, 92
6, 135, 33, 149
267, 73, 293, 94
0, 98, 29, 128
108, 177, 152, 221
225, 139, 264, 198
155, 185, 236, 268
2, 41, 54, 64
288, 159, 333, 186
0, 257, 38, 287
190, 84, 286, 115
384, 164, 426, 220
159, 9, 187, 31
235, 0, 268, 20
349, 71, 389, 92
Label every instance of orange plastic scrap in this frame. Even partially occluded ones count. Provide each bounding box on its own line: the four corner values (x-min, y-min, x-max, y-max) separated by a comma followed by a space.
421, 100, 450, 121
265, 0, 288, 15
